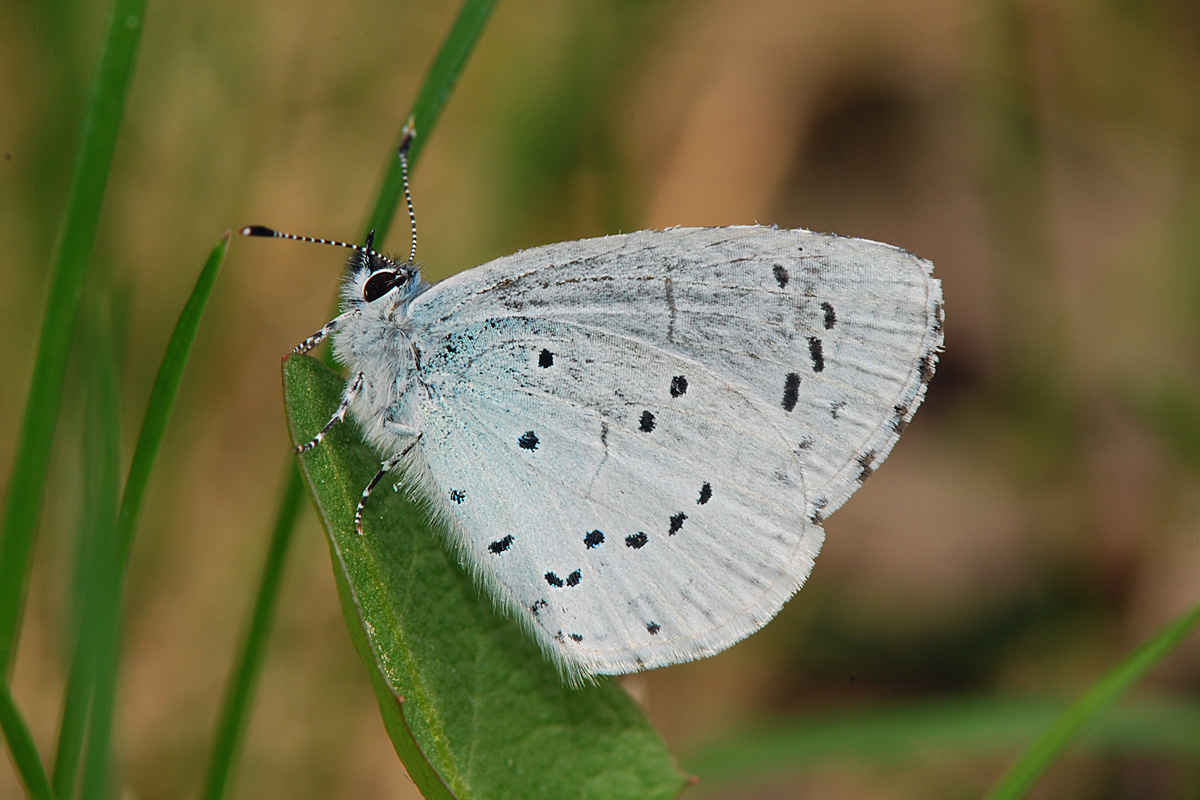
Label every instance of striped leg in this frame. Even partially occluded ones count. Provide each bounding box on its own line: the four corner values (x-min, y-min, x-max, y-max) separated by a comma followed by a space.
296, 372, 363, 454
355, 435, 421, 535
292, 309, 358, 355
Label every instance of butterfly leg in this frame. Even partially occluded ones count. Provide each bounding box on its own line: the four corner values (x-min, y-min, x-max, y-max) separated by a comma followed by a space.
355, 434, 421, 535
380, 421, 423, 491
291, 309, 359, 355
296, 372, 363, 454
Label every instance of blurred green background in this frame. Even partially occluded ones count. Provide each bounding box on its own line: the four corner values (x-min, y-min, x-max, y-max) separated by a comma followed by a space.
2, 0, 1199, 797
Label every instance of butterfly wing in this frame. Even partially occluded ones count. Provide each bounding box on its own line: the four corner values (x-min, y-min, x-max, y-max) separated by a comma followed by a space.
413, 317, 822, 678
406, 226, 942, 677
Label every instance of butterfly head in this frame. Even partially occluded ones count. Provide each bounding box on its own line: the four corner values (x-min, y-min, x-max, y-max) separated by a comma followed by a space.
343, 240, 424, 313
239, 225, 425, 314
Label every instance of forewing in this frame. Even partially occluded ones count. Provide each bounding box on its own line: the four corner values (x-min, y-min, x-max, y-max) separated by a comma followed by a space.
413, 226, 942, 520
413, 318, 822, 677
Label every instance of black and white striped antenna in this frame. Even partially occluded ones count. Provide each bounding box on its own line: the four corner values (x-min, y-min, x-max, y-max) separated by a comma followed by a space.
241, 116, 420, 269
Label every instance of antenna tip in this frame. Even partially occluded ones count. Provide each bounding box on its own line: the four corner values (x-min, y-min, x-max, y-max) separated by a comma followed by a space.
398, 116, 417, 155
241, 225, 277, 238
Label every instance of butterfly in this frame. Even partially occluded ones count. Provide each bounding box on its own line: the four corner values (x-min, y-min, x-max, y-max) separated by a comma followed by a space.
243, 127, 943, 680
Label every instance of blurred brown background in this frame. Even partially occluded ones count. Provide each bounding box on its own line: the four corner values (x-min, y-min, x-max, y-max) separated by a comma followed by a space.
3, 0, 1199, 797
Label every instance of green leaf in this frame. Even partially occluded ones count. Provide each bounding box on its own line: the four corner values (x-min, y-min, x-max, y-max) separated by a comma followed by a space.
0, 0, 148, 675
283, 355, 688, 800
986, 600, 1200, 800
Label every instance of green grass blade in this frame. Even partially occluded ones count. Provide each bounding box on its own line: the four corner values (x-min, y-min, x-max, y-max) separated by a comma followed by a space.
49, 296, 124, 800
0, 0, 148, 675
201, 466, 304, 800
49, 235, 226, 798
0, 681, 55, 800
986, 601, 1200, 800
116, 232, 229, 563
50, 631, 93, 800
210, 2, 504, 793
283, 356, 688, 800
77, 574, 120, 800
362, 0, 498, 245
75, 296, 123, 800
682, 696, 1200, 792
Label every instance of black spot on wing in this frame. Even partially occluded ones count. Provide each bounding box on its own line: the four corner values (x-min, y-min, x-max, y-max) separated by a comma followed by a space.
545, 572, 564, 587
488, 535, 513, 554
646, 622, 661, 635
583, 530, 604, 548
807, 336, 825, 372
670, 375, 688, 397
782, 372, 801, 412
698, 482, 712, 505
565, 570, 582, 587
639, 411, 656, 433
625, 532, 648, 549
669, 512, 687, 535
530, 599, 547, 616
569, 633, 583, 642
518, 431, 539, 450
538, 348, 554, 368
773, 264, 789, 288
821, 301, 836, 329
449, 489, 465, 504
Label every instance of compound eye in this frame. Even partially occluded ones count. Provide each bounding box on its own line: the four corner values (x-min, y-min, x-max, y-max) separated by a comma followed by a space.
363, 270, 398, 302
